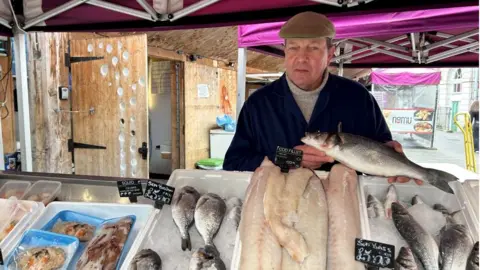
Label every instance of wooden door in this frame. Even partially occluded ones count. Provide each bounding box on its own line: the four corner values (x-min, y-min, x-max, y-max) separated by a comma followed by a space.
70, 35, 149, 178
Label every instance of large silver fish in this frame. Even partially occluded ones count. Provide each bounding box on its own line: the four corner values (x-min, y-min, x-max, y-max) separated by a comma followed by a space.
301, 132, 457, 194
439, 224, 474, 270
130, 249, 162, 270
172, 186, 201, 251
189, 245, 226, 270
195, 193, 227, 246
467, 242, 479, 270
391, 202, 439, 270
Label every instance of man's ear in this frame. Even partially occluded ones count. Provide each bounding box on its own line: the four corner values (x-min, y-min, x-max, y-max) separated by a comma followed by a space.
327, 46, 336, 62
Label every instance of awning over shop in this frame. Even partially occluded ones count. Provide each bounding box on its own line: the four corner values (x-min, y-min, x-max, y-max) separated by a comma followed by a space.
371, 68, 442, 85
237, 6, 479, 68
0, 0, 476, 35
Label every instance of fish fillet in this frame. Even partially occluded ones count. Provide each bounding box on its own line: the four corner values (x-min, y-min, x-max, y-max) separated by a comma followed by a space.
264, 167, 311, 263
325, 164, 364, 270
296, 175, 328, 270
238, 158, 282, 270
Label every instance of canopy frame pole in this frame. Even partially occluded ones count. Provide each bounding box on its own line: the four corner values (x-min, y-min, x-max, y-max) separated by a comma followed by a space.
333, 35, 405, 62
353, 37, 409, 52
348, 39, 411, 62
24, 0, 88, 29
136, 0, 158, 20
169, 0, 221, 21
436, 32, 478, 44
424, 29, 479, 51
310, 0, 376, 8
87, 0, 155, 21
0, 17, 11, 29
13, 26, 33, 171
236, 48, 247, 121
346, 40, 414, 62
426, 41, 479, 64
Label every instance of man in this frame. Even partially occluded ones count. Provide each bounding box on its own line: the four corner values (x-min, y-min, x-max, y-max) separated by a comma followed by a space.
223, 12, 422, 185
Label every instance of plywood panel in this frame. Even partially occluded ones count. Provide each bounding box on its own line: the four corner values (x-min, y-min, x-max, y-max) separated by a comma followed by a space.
0, 55, 15, 154
184, 62, 236, 169
71, 35, 148, 178
27, 32, 71, 174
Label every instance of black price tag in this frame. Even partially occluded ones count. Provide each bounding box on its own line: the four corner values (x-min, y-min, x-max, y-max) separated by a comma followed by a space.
274, 146, 303, 172
0, 248, 3, 265
144, 180, 175, 205
117, 180, 144, 197
354, 238, 395, 269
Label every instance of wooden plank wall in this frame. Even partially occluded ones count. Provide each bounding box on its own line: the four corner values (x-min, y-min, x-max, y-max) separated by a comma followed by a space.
184, 61, 236, 169
27, 32, 71, 174
0, 54, 16, 154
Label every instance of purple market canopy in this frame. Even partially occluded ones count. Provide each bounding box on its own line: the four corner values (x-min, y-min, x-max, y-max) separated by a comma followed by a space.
371, 68, 442, 85
0, 0, 476, 36
238, 5, 479, 68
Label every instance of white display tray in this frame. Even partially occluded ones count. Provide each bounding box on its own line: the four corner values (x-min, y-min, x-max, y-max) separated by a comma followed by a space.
0, 199, 45, 258
121, 169, 252, 270
24, 201, 156, 269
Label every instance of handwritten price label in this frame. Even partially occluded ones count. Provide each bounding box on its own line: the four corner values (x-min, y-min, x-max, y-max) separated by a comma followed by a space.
354, 238, 395, 268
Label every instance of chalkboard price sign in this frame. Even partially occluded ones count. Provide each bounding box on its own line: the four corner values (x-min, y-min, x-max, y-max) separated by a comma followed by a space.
274, 146, 303, 173
0, 248, 3, 265
144, 180, 175, 205
354, 238, 395, 268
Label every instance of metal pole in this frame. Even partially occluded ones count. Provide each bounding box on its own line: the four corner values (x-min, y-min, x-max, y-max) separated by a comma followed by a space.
170, 0, 220, 21
424, 29, 479, 51
436, 32, 478, 45
236, 48, 247, 121
333, 36, 405, 62
13, 27, 33, 171
87, 0, 155, 21
338, 61, 344, 77
347, 40, 414, 62
426, 41, 479, 64
136, 0, 158, 20
24, 0, 88, 29
0, 17, 11, 29
353, 37, 409, 52
431, 86, 439, 149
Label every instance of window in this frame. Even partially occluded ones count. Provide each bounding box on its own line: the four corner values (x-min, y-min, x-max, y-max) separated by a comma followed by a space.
453, 69, 462, 93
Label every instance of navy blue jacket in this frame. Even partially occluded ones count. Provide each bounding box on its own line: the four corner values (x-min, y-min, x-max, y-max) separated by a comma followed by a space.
223, 73, 392, 172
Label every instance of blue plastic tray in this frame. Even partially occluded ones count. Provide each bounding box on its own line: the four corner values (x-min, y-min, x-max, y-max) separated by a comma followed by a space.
5, 229, 79, 270
41, 210, 104, 233
75, 215, 136, 270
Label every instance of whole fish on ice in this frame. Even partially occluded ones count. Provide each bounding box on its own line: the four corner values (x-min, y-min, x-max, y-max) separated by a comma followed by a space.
130, 249, 162, 270
189, 245, 226, 270
384, 184, 398, 219
195, 193, 227, 246
466, 242, 479, 270
301, 132, 457, 193
367, 194, 385, 218
392, 202, 439, 270
395, 246, 422, 270
439, 224, 474, 270
172, 186, 201, 251
412, 195, 425, 205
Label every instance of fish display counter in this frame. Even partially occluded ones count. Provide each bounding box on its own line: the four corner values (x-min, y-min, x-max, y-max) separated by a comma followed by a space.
0, 158, 477, 270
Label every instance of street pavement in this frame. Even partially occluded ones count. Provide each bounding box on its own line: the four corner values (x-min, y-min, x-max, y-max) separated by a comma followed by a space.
393, 130, 479, 170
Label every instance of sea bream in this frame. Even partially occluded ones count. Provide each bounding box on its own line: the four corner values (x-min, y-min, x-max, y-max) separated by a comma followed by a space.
195, 193, 227, 247
189, 245, 226, 270
301, 132, 457, 194
172, 185, 201, 251
130, 249, 162, 270
391, 202, 439, 270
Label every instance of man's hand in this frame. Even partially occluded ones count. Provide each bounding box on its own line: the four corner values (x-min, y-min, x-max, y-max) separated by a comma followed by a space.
294, 145, 335, 169
385, 140, 423, 185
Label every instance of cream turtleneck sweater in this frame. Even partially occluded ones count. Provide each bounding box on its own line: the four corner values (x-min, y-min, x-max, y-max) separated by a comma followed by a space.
286, 70, 329, 123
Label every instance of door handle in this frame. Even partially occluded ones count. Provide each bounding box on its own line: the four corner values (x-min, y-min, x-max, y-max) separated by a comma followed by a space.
138, 142, 148, 160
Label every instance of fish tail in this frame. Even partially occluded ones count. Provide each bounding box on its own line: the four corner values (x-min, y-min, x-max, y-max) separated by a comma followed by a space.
182, 234, 191, 251
424, 168, 457, 194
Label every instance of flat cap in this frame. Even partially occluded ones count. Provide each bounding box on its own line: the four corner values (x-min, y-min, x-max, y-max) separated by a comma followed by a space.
279, 11, 335, 39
